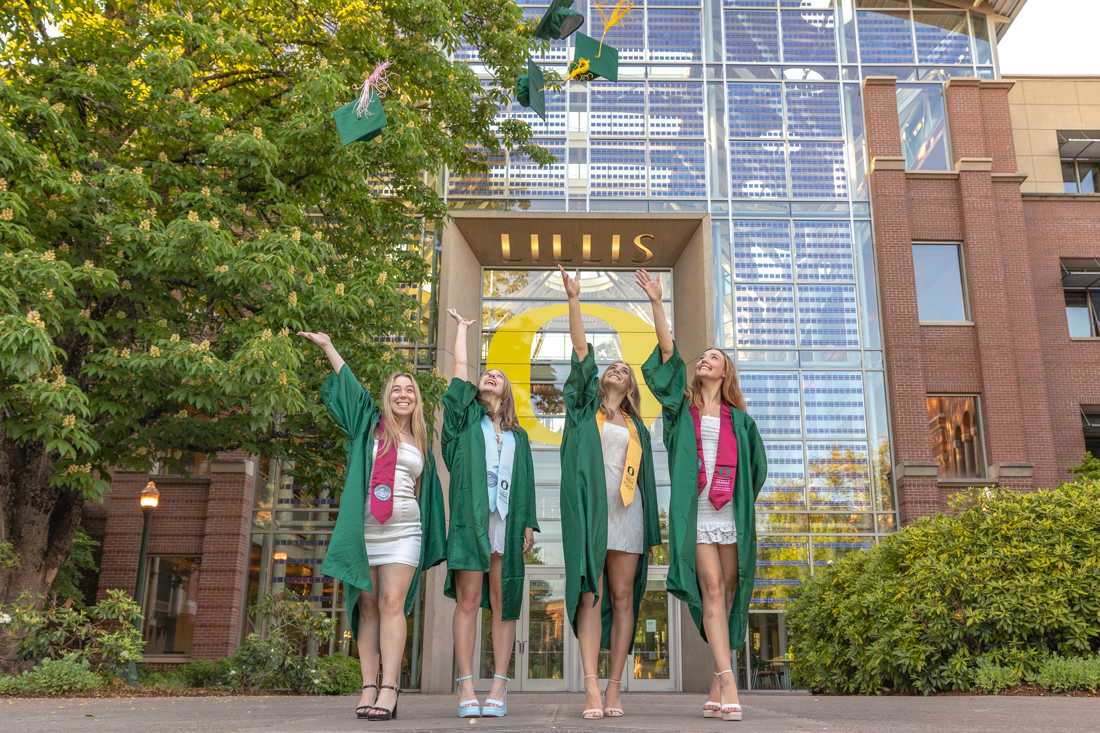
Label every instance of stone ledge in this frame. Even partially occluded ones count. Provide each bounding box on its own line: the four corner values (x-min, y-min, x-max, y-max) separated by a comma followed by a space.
870, 156, 906, 172
957, 157, 994, 172
893, 462, 939, 479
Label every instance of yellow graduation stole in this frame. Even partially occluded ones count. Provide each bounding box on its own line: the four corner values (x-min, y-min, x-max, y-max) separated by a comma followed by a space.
596, 408, 642, 507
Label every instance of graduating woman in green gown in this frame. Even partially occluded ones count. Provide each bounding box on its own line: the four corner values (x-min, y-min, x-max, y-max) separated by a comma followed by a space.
441, 308, 538, 719
635, 270, 768, 723
299, 331, 446, 722
558, 267, 661, 721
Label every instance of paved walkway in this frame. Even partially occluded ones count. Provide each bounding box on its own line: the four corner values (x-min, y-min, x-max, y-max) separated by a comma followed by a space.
2, 692, 1095, 732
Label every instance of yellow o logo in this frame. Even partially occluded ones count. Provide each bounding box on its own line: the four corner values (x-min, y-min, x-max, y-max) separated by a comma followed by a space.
486, 303, 659, 446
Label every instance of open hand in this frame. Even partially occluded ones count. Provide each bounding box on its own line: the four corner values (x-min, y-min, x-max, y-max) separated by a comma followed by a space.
297, 331, 333, 348
447, 308, 475, 327
523, 527, 536, 553
559, 265, 581, 299
634, 269, 662, 303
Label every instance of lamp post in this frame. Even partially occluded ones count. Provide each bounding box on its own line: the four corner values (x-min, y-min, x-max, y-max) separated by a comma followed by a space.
125, 480, 159, 685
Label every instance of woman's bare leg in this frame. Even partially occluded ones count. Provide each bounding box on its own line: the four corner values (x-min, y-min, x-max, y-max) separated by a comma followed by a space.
701, 543, 740, 706
374, 563, 415, 712
452, 569, 484, 704
355, 567, 381, 711
576, 574, 604, 713
485, 554, 516, 707
604, 550, 639, 712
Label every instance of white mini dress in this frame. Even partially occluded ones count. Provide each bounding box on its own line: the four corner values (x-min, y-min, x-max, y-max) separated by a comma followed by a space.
696, 416, 737, 545
602, 422, 645, 555
363, 442, 423, 567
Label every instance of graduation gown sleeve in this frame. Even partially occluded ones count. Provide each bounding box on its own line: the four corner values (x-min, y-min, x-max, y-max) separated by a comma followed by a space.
441, 377, 536, 621
642, 343, 768, 650
318, 364, 446, 639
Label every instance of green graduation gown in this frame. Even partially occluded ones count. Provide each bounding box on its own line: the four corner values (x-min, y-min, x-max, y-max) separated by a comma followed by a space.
318, 365, 447, 637
641, 343, 768, 650
561, 347, 662, 651
441, 378, 539, 621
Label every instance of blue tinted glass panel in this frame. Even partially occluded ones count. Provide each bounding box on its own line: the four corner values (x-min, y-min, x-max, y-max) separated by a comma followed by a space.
728, 83, 783, 138
649, 82, 705, 138
806, 441, 872, 510
448, 147, 506, 196
590, 140, 647, 198
785, 83, 842, 138
730, 141, 787, 198
733, 219, 792, 282
912, 243, 967, 321
741, 372, 802, 438
780, 8, 837, 64
913, 12, 972, 66
502, 86, 567, 137
735, 283, 797, 347
794, 221, 853, 282
802, 372, 865, 438
789, 141, 847, 199
648, 8, 703, 63
589, 1, 645, 62
857, 10, 915, 64
509, 139, 565, 198
650, 140, 707, 198
757, 441, 807, 510
972, 13, 993, 65
897, 85, 951, 171
590, 82, 645, 137
724, 9, 780, 63
796, 284, 859, 348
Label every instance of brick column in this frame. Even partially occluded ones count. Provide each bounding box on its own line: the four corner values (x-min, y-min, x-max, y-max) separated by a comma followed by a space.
862, 77, 940, 523
191, 454, 256, 658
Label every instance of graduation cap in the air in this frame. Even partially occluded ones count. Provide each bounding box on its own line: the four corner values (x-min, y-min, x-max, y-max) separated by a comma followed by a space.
534, 0, 584, 41
516, 58, 547, 120
568, 32, 618, 83
332, 62, 391, 146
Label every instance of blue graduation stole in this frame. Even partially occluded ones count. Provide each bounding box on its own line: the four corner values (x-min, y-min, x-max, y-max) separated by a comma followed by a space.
480, 415, 516, 520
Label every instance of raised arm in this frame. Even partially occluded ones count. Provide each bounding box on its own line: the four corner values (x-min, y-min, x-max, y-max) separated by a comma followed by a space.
297, 331, 345, 373
447, 308, 475, 382
635, 270, 673, 362
560, 265, 587, 361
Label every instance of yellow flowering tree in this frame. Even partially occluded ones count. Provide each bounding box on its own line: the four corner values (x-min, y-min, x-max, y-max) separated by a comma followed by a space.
0, 0, 542, 647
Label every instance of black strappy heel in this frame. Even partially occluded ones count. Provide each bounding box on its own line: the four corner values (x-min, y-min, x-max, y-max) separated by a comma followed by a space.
367, 684, 400, 721
355, 683, 378, 719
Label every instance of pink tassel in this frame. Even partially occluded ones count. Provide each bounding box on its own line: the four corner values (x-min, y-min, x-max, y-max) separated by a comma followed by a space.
355, 61, 392, 118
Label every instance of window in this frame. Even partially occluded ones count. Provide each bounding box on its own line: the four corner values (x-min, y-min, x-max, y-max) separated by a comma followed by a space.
142, 556, 201, 656
912, 243, 968, 322
1083, 409, 1100, 459
897, 85, 951, 171
926, 396, 985, 480
1062, 160, 1100, 194
1061, 259, 1100, 337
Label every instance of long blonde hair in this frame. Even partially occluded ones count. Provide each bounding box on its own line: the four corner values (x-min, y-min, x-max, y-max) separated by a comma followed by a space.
687, 347, 746, 411
478, 369, 520, 431
378, 372, 428, 455
598, 360, 642, 420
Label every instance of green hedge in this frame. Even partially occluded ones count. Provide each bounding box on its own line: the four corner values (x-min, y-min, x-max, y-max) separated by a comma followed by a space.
787, 481, 1100, 694
0, 657, 104, 695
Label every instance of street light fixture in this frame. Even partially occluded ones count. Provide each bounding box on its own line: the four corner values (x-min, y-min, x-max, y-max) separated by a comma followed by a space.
126, 480, 160, 685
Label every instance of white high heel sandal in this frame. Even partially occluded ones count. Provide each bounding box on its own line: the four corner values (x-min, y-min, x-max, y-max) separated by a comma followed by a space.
715, 668, 743, 722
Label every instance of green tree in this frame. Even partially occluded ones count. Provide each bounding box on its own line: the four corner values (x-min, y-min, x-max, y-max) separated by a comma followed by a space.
1069, 451, 1100, 481
0, 0, 543, 664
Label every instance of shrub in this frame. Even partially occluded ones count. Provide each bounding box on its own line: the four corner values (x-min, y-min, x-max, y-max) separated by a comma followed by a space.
0, 656, 104, 696
48, 529, 98, 606
175, 658, 231, 689
972, 659, 1022, 694
0, 589, 143, 676
315, 654, 362, 695
1031, 655, 1100, 693
787, 481, 1100, 694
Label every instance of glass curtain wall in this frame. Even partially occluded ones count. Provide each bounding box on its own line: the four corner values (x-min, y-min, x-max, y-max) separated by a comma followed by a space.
447, 0, 998, 690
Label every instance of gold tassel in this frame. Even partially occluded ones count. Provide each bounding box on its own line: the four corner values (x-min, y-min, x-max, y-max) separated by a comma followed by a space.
567, 58, 592, 81
594, 0, 634, 58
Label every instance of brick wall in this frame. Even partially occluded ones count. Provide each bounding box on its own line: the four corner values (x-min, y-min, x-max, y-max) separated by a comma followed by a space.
97, 454, 256, 659
863, 76, 1100, 524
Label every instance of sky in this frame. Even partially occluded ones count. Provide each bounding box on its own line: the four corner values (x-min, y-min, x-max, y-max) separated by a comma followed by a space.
998, 0, 1100, 76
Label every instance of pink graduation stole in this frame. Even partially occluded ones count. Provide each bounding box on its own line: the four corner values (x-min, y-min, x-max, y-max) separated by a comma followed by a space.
368, 422, 398, 524
690, 402, 738, 511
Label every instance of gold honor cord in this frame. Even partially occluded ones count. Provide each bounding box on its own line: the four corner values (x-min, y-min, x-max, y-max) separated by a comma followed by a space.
595, 0, 634, 58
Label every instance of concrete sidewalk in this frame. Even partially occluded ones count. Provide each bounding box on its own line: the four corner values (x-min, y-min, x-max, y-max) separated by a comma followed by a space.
2, 691, 1095, 732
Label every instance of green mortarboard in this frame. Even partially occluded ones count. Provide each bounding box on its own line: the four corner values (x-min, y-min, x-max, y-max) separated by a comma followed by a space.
569, 32, 619, 83
534, 0, 584, 41
332, 91, 387, 146
516, 59, 547, 120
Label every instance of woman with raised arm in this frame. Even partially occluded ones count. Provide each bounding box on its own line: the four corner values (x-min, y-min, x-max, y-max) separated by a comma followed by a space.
441, 308, 538, 719
298, 331, 445, 722
636, 270, 768, 723
558, 267, 661, 721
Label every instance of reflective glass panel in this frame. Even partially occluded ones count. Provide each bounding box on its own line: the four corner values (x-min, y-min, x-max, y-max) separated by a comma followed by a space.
724, 9, 781, 63
856, 10, 915, 64
926, 395, 986, 479
741, 371, 802, 437
142, 556, 201, 655
590, 140, 647, 198
733, 219, 792, 282
527, 577, 566, 680
632, 578, 672, 679
649, 82, 705, 137
897, 85, 951, 171
648, 8, 703, 62
730, 141, 787, 198
789, 141, 848, 199
650, 140, 708, 198
757, 441, 807, 510
912, 243, 967, 322
735, 283, 797, 347
913, 11, 972, 66
780, 8, 837, 64
785, 83, 843, 139
794, 220, 854, 282
509, 139, 566, 198
796, 284, 860, 348
728, 83, 783, 138
752, 539, 808, 609
591, 82, 645, 137
802, 371, 865, 438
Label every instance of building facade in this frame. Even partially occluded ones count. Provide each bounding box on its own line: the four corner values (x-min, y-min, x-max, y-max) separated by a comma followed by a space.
92, 0, 1100, 695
